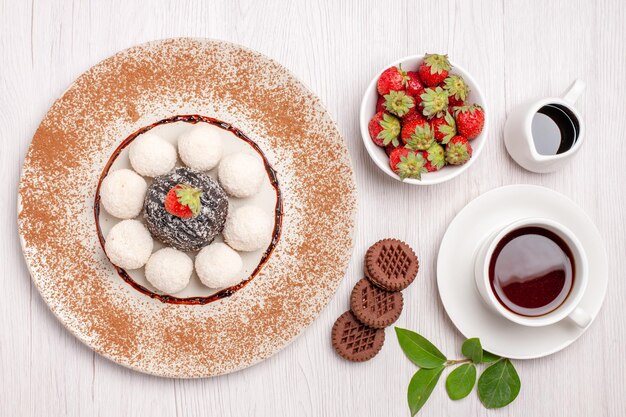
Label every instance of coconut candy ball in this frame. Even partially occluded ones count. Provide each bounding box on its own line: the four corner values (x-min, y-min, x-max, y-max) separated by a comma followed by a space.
129, 132, 177, 177
145, 247, 193, 294
195, 242, 244, 289
223, 205, 273, 252
178, 123, 223, 171
100, 168, 147, 219
218, 152, 265, 198
104, 219, 153, 270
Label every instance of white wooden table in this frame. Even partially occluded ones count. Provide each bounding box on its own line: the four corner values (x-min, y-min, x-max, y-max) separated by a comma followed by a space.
2, 1, 625, 415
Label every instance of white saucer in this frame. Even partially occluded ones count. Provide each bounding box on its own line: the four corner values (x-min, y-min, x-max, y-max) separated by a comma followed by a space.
437, 184, 607, 359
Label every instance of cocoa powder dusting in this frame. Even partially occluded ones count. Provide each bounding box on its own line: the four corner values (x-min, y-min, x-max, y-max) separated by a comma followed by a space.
18, 39, 356, 377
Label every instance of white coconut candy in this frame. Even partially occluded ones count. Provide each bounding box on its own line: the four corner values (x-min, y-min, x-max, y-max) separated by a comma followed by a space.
100, 168, 147, 219
195, 242, 244, 289
223, 205, 273, 252
145, 247, 193, 294
178, 123, 223, 171
129, 132, 177, 177
104, 219, 153, 270
218, 152, 265, 198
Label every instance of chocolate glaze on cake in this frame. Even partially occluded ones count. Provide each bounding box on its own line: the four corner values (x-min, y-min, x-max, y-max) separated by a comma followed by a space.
144, 167, 228, 251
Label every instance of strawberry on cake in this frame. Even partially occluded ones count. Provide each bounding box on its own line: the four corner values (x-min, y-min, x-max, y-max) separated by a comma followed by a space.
144, 167, 228, 252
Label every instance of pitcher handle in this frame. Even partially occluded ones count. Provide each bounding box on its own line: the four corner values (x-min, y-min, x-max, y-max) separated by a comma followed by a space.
561, 79, 586, 104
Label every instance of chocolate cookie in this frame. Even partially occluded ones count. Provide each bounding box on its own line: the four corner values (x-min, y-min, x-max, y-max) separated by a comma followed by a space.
331, 311, 385, 362
350, 278, 403, 328
365, 239, 418, 291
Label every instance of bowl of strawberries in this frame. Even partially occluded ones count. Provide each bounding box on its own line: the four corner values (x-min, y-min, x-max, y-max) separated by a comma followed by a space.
360, 53, 488, 185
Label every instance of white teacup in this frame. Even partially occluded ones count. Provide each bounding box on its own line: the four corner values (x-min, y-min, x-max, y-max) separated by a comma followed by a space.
474, 218, 591, 328
504, 80, 585, 173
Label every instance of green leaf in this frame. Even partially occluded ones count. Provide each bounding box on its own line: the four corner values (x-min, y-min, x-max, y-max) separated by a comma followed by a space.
446, 363, 477, 400
395, 328, 447, 368
481, 351, 501, 363
407, 366, 445, 416
461, 338, 483, 363
175, 185, 203, 217
477, 359, 521, 408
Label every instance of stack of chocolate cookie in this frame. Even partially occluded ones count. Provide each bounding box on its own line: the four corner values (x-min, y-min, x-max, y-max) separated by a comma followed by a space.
332, 238, 419, 362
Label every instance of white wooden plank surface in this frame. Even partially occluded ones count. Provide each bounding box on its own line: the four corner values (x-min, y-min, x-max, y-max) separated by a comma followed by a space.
1, 0, 625, 415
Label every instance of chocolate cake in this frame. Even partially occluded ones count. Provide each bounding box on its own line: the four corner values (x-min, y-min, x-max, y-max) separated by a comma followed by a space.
144, 167, 228, 252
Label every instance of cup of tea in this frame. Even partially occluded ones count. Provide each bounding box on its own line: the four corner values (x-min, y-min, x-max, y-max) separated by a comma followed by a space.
504, 80, 585, 173
474, 217, 591, 328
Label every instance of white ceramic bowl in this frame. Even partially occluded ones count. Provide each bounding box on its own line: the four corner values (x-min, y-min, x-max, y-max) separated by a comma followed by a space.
359, 54, 489, 185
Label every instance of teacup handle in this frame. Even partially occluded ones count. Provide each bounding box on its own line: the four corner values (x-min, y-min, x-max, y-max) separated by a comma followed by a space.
568, 306, 592, 328
561, 79, 586, 104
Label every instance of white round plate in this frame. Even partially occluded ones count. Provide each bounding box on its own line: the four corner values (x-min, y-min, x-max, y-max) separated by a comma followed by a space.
437, 184, 607, 359
18, 39, 357, 377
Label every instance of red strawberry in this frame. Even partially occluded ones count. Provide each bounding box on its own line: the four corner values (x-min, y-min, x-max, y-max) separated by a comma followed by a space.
389, 147, 428, 181
164, 184, 203, 219
385, 142, 400, 157
400, 106, 424, 123
383, 90, 415, 117
389, 147, 408, 171
430, 111, 457, 144
448, 97, 464, 108
414, 92, 424, 110
376, 95, 386, 113
418, 54, 451, 87
401, 118, 435, 150
377, 66, 409, 95
421, 142, 445, 172
368, 111, 401, 147
445, 136, 472, 165
455, 104, 485, 139
406, 71, 424, 97
442, 75, 469, 107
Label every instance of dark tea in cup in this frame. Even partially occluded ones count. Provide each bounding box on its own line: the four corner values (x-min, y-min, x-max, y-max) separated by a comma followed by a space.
488, 226, 575, 317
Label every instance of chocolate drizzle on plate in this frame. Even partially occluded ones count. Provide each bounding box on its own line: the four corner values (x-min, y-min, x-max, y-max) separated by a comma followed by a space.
94, 114, 283, 305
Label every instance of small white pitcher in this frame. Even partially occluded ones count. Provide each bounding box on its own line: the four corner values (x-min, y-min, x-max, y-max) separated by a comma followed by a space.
504, 80, 585, 173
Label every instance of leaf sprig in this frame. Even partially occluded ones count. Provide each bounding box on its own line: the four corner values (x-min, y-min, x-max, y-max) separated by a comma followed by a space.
395, 328, 521, 415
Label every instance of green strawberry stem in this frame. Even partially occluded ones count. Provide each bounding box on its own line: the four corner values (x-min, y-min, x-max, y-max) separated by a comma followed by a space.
396, 151, 428, 181
175, 184, 203, 217
443, 75, 469, 101
377, 113, 401, 146
384, 90, 415, 117
438, 112, 457, 144
406, 123, 435, 150
421, 87, 449, 119
424, 54, 451, 74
